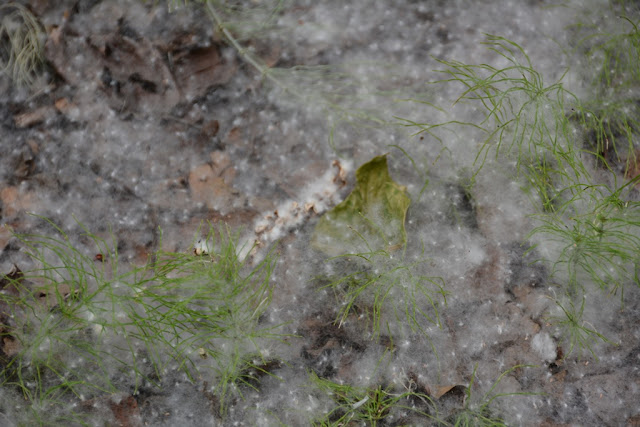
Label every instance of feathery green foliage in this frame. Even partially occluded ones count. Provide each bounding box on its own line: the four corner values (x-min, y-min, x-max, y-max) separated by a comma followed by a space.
448, 364, 538, 427
546, 296, 614, 360
569, 12, 640, 176
433, 34, 588, 187
197, 0, 409, 151
528, 176, 640, 298
309, 371, 436, 426
400, 15, 640, 358
318, 246, 446, 343
1, 218, 287, 423
309, 364, 538, 426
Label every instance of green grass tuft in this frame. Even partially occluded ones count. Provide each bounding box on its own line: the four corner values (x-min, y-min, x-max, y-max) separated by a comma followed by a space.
1, 218, 288, 423
401, 18, 640, 359
447, 364, 539, 427
309, 371, 436, 426
546, 296, 614, 361
527, 176, 640, 299
317, 239, 447, 346
432, 34, 589, 188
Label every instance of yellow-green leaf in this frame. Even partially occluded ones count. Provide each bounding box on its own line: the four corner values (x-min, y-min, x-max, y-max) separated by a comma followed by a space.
311, 155, 410, 256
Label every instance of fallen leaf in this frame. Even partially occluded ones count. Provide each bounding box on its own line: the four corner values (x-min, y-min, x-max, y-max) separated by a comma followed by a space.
170, 45, 236, 101
626, 414, 640, 427
202, 119, 220, 138
0, 186, 37, 217
1, 335, 21, 358
433, 383, 468, 419
13, 106, 56, 128
434, 384, 466, 400
311, 155, 410, 256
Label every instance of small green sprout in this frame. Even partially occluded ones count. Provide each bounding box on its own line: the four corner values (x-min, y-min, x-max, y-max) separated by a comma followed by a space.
547, 296, 614, 361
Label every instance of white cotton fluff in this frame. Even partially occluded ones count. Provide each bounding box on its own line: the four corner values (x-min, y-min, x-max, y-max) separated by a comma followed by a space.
237, 159, 352, 262
531, 332, 556, 362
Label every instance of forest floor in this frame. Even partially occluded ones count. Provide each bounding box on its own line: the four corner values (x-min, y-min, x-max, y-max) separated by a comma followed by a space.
1, 1, 640, 426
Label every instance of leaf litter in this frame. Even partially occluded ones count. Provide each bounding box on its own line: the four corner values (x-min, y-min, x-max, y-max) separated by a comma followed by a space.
0, 1, 639, 426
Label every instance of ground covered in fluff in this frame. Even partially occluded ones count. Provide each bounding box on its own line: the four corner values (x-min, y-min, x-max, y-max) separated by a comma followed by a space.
1, 1, 640, 425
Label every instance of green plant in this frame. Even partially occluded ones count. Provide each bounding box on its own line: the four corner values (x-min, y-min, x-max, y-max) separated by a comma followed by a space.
309, 371, 436, 426
546, 296, 614, 361
309, 364, 538, 427
446, 364, 538, 427
420, 35, 589, 190
0, 3, 44, 86
197, 0, 411, 151
401, 26, 640, 359
572, 12, 640, 92
527, 176, 640, 298
578, 98, 639, 175
0, 218, 288, 423
568, 13, 640, 175
318, 245, 446, 346
310, 155, 446, 344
